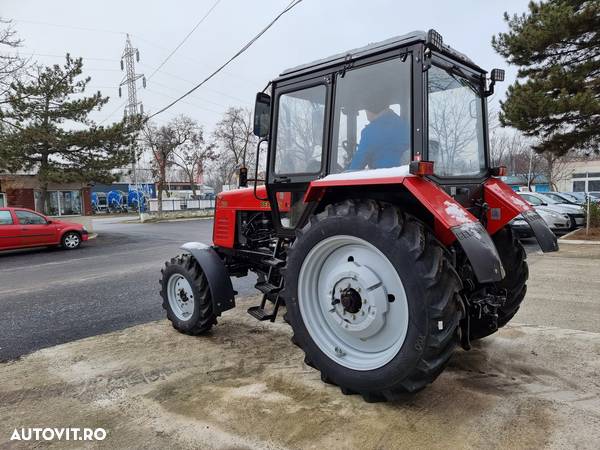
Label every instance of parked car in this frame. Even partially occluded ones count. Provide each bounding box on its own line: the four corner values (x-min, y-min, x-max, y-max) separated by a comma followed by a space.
543, 191, 581, 206
0, 207, 89, 251
517, 192, 585, 229
536, 207, 572, 235
509, 214, 534, 239
563, 191, 600, 205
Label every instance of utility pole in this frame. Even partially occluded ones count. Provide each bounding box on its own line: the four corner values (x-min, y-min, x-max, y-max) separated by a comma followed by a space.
119, 34, 146, 220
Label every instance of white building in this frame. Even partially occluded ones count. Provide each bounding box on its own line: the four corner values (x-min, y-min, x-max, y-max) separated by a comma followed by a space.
556, 158, 600, 192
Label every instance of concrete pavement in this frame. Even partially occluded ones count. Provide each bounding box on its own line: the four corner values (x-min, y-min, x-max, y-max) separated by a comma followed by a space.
0, 243, 599, 449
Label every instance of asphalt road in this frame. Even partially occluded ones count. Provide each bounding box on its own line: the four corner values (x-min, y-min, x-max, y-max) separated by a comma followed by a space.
0, 217, 541, 362
0, 217, 257, 362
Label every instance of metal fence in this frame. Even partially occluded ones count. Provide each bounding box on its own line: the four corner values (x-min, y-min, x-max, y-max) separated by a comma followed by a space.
148, 198, 215, 212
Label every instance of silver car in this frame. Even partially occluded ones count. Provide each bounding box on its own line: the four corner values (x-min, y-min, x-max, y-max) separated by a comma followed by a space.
518, 192, 584, 230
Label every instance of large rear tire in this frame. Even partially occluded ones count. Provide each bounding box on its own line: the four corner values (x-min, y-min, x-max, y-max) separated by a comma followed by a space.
469, 226, 528, 340
283, 200, 463, 402
160, 254, 217, 335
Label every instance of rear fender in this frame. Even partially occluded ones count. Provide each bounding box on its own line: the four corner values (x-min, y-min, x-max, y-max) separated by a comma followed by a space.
181, 242, 235, 314
305, 169, 505, 283
402, 177, 505, 283
483, 178, 558, 252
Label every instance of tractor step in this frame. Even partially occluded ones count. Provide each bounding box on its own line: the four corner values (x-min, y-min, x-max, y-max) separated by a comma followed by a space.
255, 281, 282, 295
247, 305, 278, 322
263, 257, 285, 268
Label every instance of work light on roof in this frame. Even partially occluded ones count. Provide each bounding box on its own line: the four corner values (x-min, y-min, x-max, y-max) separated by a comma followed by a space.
427, 29, 443, 50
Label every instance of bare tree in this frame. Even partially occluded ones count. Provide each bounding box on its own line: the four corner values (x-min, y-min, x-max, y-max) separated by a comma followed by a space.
489, 127, 550, 188
142, 115, 201, 215
0, 18, 27, 104
171, 124, 217, 198
428, 88, 479, 174
212, 107, 257, 190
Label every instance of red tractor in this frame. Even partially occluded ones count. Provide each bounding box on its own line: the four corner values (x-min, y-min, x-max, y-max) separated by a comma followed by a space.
160, 30, 557, 402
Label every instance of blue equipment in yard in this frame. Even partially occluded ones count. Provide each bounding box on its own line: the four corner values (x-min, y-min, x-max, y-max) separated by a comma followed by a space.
107, 190, 128, 213
128, 189, 147, 212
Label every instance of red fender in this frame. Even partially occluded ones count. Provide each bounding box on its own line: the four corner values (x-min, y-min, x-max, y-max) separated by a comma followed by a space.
303, 169, 505, 282
483, 178, 557, 252
304, 169, 479, 245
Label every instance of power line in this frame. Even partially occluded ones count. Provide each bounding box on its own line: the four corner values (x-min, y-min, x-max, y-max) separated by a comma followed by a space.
138, 63, 251, 104
98, 100, 127, 125
147, 0, 304, 120
147, 0, 222, 80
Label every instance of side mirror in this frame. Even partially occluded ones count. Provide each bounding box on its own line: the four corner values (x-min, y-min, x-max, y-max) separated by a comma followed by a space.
253, 92, 271, 138
46, 219, 53, 224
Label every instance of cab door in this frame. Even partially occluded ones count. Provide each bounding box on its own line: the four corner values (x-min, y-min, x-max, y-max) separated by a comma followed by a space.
267, 78, 330, 235
0, 210, 22, 250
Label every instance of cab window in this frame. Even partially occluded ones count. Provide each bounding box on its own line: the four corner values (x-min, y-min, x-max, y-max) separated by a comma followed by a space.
15, 210, 47, 225
428, 64, 486, 176
274, 85, 326, 175
0, 211, 13, 225
331, 57, 412, 173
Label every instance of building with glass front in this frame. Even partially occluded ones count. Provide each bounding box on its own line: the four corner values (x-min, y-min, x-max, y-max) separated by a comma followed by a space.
0, 175, 92, 217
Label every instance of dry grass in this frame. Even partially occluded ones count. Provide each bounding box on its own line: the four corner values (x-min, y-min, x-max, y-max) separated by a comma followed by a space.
563, 227, 600, 240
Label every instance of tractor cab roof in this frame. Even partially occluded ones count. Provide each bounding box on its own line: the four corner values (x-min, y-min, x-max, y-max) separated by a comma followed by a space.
276, 30, 485, 82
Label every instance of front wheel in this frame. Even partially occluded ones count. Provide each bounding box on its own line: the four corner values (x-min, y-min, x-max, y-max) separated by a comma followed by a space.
283, 200, 463, 402
61, 232, 81, 250
160, 254, 217, 335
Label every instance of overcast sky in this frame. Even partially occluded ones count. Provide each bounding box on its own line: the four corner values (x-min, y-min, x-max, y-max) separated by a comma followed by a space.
3, 0, 530, 135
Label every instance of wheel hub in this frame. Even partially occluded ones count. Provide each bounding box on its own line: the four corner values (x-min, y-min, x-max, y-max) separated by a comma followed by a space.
178, 288, 189, 302
325, 262, 390, 340
340, 287, 362, 314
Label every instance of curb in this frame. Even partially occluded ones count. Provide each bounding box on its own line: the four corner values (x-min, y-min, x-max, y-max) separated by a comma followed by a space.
558, 228, 600, 244
558, 239, 600, 245
135, 216, 214, 224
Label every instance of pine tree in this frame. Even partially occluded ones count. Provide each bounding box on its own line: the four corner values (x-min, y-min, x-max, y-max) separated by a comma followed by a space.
493, 0, 600, 156
0, 55, 138, 212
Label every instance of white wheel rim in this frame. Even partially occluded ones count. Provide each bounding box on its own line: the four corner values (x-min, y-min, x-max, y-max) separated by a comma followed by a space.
167, 274, 195, 321
298, 235, 409, 371
64, 234, 80, 248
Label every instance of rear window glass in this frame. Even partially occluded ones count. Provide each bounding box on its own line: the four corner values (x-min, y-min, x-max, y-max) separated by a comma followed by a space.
0, 211, 13, 225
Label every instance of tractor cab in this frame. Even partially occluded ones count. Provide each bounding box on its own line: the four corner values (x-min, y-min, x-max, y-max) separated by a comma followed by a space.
160, 30, 558, 402
252, 30, 503, 237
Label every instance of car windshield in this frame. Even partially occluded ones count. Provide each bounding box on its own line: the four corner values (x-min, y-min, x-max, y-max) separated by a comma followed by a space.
428, 64, 486, 177
561, 193, 579, 203
544, 193, 570, 204
537, 194, 560, 205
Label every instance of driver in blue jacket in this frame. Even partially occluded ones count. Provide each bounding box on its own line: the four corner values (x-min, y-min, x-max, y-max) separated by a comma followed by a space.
348, 96, 410, 171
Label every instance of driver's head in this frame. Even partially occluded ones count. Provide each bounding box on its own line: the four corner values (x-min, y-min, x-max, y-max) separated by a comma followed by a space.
364, 92, 390, 121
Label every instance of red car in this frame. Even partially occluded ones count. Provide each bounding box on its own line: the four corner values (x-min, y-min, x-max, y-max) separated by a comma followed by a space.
0, 207, 89, 251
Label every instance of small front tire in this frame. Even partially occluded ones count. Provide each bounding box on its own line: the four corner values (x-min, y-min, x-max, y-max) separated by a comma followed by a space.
160, 254, 217, 335
61, 232, 81, 250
